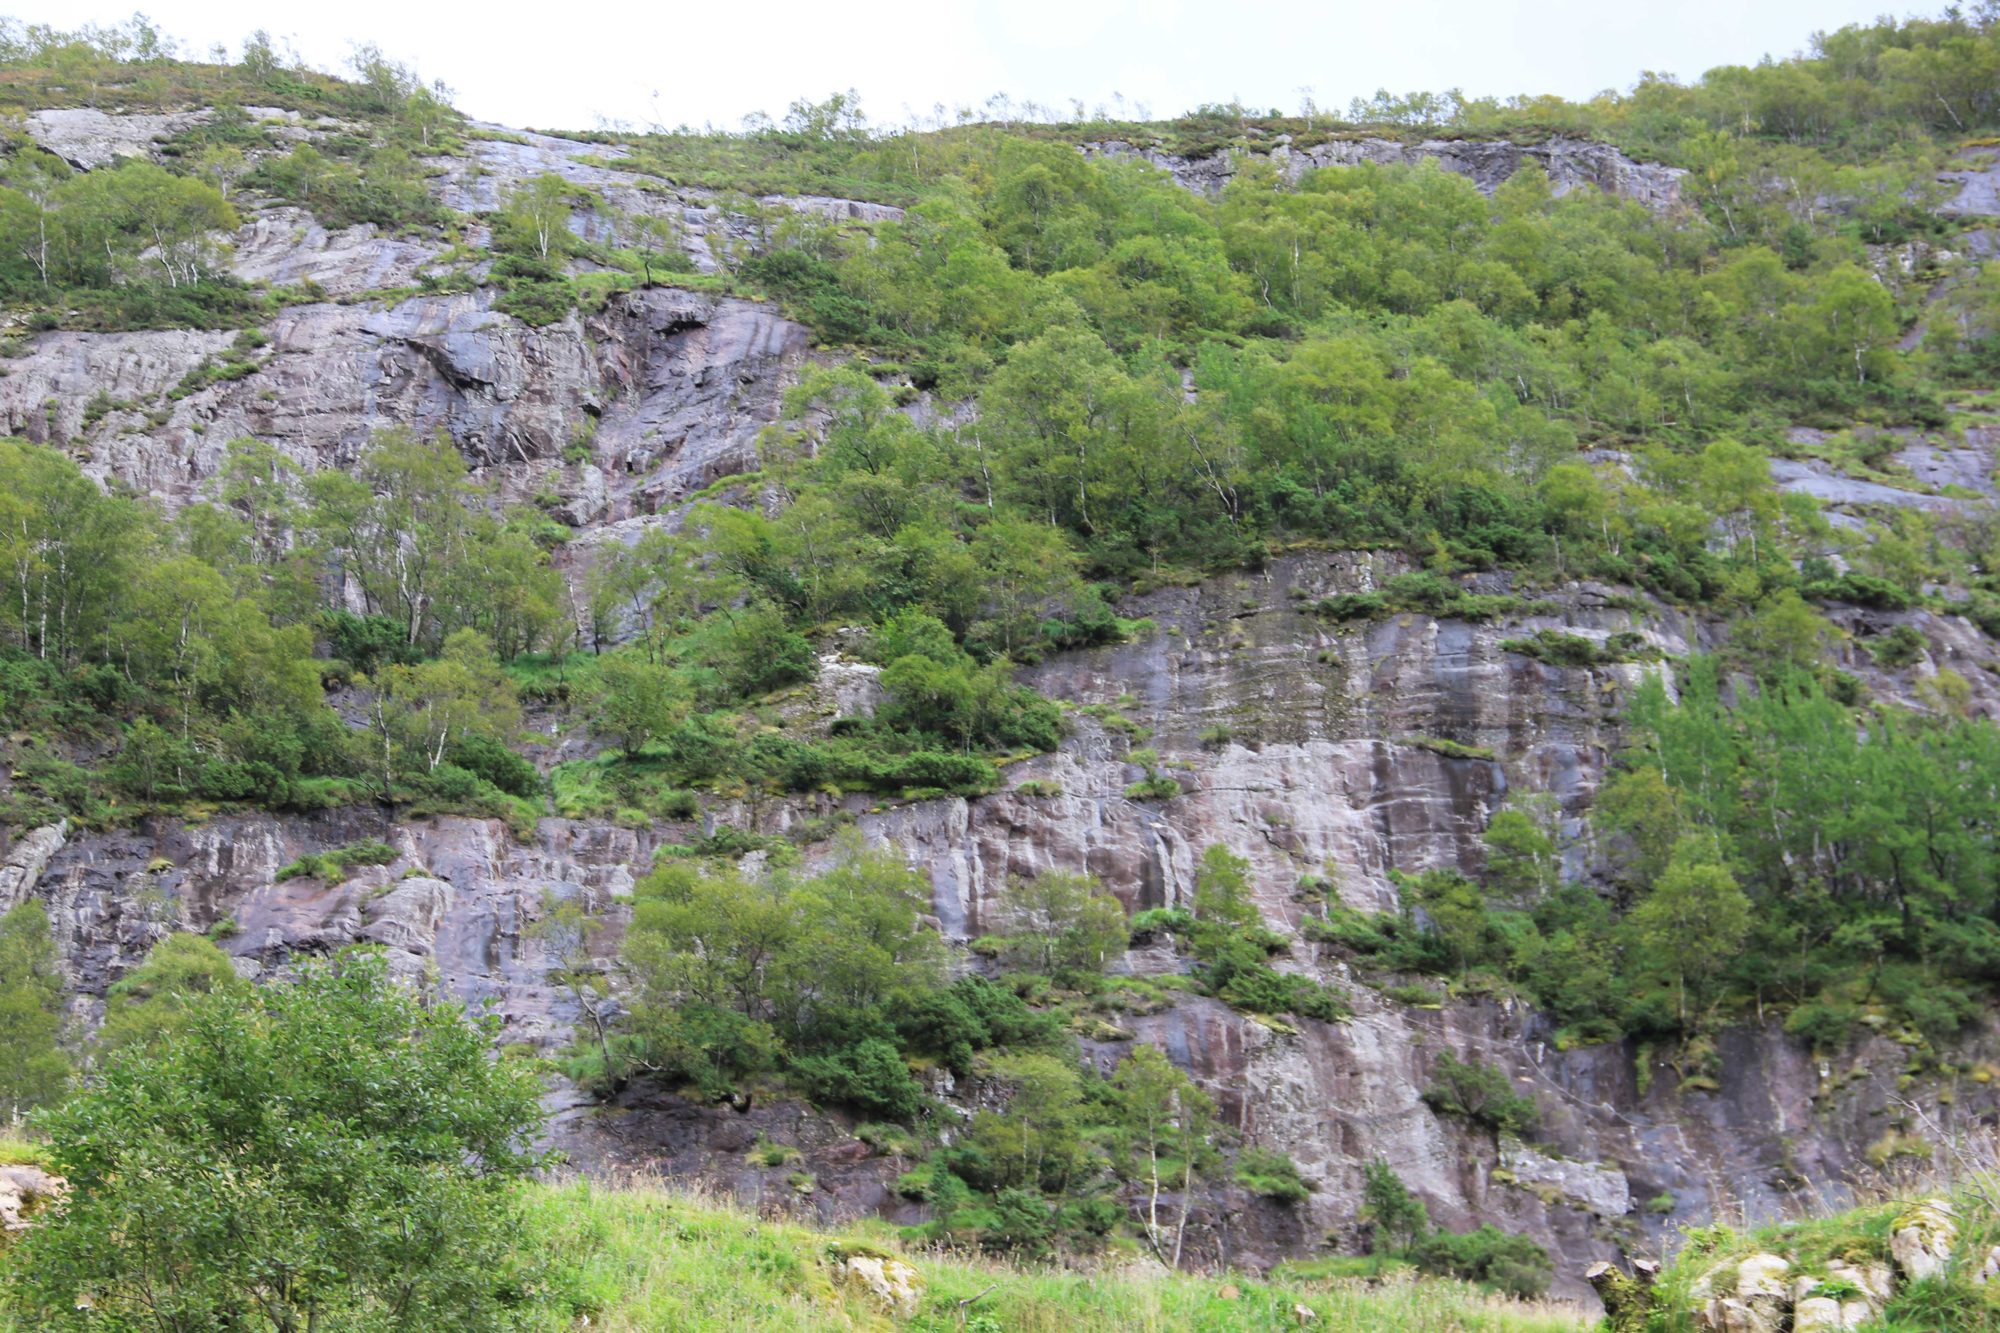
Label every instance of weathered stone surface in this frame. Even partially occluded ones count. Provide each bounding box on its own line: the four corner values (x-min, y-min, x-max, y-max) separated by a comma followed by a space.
4, 287, 807, 526
0, 822, 69, 912
26, 106, 211, 169
1891, 1197, 1958, 1283
228, 206, 443, 298
840, 1254, 923, 1317
0, 1164, 62, 1234
1081, 135, 1684, 210
1939, 146, 2000, 218
1498, 1138, 1631, 1217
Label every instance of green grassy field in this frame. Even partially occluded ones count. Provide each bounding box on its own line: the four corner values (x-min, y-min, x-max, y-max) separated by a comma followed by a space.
517, 1178, 1592, 1332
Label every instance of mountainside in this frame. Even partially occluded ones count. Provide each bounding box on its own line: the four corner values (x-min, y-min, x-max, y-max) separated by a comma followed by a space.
10, 14, 2000, 1323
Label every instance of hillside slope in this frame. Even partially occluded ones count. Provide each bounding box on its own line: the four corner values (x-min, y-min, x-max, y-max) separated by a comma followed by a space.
6, 14, 2000, 1314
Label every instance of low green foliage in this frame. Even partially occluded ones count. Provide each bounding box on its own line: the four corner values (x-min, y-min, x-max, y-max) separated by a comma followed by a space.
1499, 628, 1655, 668
274, 838, 398, 882
0, 901, 68, 1116
1234, 1145, 1314, 1203
1422, 1052, 1541, 1137
95, 932, 252, 1056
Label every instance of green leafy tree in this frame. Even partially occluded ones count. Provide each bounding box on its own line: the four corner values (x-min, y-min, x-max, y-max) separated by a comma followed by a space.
1482, 802, 1558, 907
1111, 1043, 1218, 1267
498, 173, 576, 263
0, 900, 69, 1115
7, 950, 550, 1331
96, 931, 252, 1056
968, 1051, 1091, 1193
366, 629, 522, 798
995, 871, 1128, 983
1360, 1158, 1430, 1253
586, 652, 689, 757
1626, 835, 1753, 1027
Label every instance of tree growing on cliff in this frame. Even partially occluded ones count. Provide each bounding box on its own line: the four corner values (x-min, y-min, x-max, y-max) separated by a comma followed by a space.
1626, 835, 1753, 1028
95, 931, 252, 1057
994, 870, 1128, 985
585, 652, 690, 757
498, 172, 577, 264
1111, 1044, 1219, 1268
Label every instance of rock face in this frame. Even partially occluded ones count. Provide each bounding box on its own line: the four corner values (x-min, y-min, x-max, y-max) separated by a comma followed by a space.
1080, 134, 1684, 209
0, 822, 68, 911
0, 285, 808, 525
26, 106, 212, 169
9, 104, 2000, 1306
30, 551, 2000, 1301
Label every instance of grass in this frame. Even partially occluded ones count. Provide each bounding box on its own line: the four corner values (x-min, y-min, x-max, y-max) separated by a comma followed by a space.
0, 1137, 47, 1168
519, 1177, 1590, 1333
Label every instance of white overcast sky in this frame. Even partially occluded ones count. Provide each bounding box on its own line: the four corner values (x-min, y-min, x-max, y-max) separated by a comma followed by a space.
18, 0, 1929, 132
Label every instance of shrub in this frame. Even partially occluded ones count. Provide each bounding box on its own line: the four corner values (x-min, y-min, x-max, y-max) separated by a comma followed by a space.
275, 839, 398, 882
1803, 572, 1917, 611
1407, 1224, 1553, 1299
446, 734, 541, 799
319, 610, 422, 675
986, 1187, 1058, 1256
1128, 907, 1194, 943
1784, 1001, 1859, 1051
790, 1038, 927, 1122
1234, 1146, 1313, 1203
5, 952, 549, 1330
1360, 1159, 1430, 1253
1866, 623, 1928, 668
1421, 1051, 1539, 1136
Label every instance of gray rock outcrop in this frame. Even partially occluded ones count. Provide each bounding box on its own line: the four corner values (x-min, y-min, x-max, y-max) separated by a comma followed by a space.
1081, 134, 1684, 209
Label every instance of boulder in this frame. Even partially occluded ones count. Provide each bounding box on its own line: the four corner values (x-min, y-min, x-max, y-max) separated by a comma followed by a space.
841, 1254, 922, 1317
1695, 1254, 1789, 1333
1823, 1259, 1893, 1305
0, 1164, 63, 1235
1792, 1295, 1870, 1333
1700, 1297, 1782, 1333
1891, 1197, 1958, 1283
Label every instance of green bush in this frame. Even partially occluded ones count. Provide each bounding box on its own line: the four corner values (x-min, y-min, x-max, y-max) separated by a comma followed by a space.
1406, 1224, 1553, 1299
1803, 572, 1917, 611
319, 610, 423, 675
1234, 1146, 1313, 1203
1421, 1052, 1539, 1137
1128, 907, 1194, 943
446, 734, 542, 800
275, 840, 399, 883
790, 1039, 928, 1121
1865, 623, 1928, 667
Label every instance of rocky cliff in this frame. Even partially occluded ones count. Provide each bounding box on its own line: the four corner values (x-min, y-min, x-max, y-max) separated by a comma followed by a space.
6, 104, 1999, 1306
1080, 133, 1686, 209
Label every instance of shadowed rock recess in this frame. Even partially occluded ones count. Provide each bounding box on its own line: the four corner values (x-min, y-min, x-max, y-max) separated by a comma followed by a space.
10, 78, 2000, 1314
